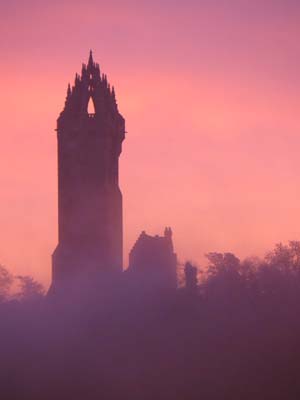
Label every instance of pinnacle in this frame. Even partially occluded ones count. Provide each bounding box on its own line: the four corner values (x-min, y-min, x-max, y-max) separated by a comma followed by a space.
88, 49, 94, 67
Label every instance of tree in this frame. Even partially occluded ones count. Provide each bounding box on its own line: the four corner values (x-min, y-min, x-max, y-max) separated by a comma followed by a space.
206, 252, 240, 276
204, 252, 242, 300
0, 265, 13, 302
15, 275, 45, 302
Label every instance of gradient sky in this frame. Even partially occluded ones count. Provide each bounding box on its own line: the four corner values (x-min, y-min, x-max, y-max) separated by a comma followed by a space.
1, 0, 300, 287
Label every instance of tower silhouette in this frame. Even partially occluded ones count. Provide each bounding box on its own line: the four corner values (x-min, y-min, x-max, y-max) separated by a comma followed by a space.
51, 51, 125, 290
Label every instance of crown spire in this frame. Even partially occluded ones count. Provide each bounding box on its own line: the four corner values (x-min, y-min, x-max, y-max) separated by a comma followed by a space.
60, 52, 124, 118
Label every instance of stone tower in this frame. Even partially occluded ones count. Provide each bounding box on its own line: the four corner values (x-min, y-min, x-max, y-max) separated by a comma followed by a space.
51, 51, 125, 290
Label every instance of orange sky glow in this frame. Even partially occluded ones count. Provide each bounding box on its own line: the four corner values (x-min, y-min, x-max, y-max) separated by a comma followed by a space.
1, 0, 300, 287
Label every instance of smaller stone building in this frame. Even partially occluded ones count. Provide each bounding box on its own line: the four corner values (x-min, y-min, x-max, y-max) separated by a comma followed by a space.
128, 228, 177, 290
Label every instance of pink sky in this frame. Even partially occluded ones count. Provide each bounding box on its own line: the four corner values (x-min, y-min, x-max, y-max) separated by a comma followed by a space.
1, 1, 300, 287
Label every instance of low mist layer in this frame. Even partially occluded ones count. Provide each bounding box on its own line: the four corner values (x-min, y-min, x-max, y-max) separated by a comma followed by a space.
1, 241, 300, 399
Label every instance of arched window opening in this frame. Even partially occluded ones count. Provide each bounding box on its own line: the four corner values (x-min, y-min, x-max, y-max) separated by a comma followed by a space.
87, 96, 95, 114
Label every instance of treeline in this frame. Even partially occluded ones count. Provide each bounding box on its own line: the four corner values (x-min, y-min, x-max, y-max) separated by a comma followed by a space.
3, 241, 300, 304
196, 240, 300, 301
0, 265, 45, 303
